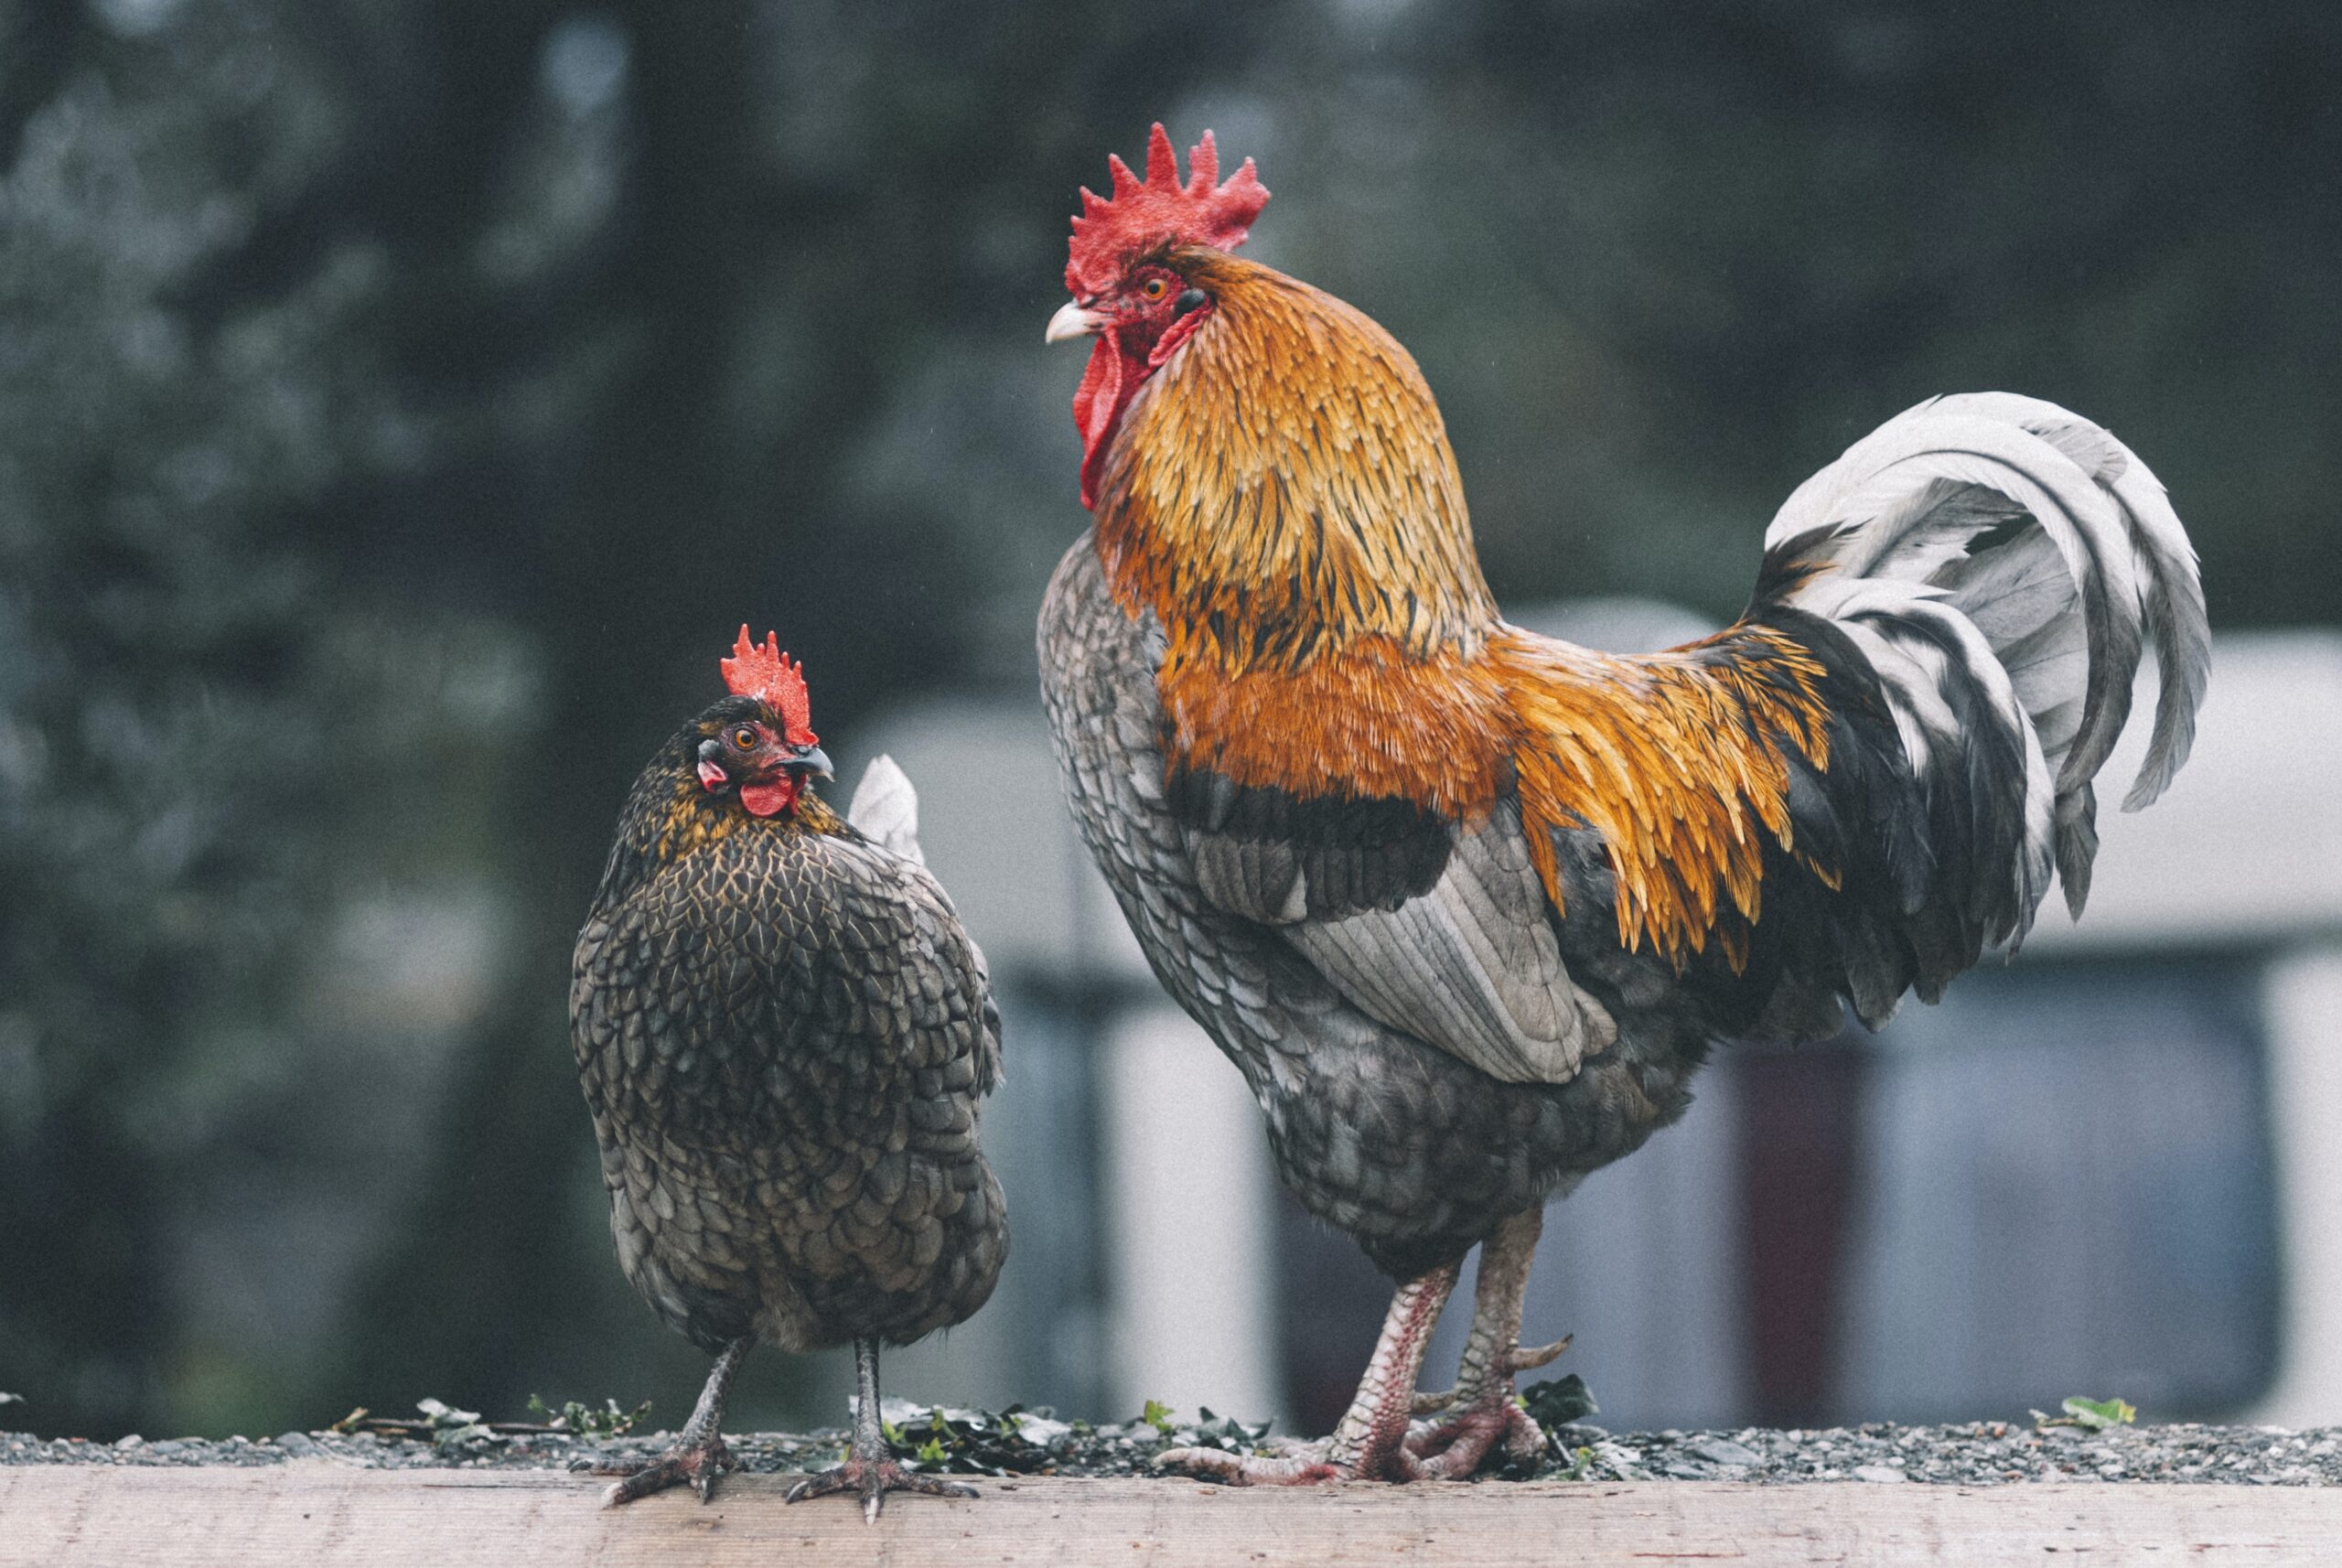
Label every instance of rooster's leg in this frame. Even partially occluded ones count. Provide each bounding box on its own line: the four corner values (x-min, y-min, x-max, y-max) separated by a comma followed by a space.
786, 1337, 979, 1523
1404, 1207, 1566, 1477
1156, 1260, 1460, 1485
595, 1335, 749, 1505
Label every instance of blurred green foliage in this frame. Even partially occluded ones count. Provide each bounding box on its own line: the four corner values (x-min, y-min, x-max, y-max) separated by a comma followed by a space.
0, 0, 2334, 1440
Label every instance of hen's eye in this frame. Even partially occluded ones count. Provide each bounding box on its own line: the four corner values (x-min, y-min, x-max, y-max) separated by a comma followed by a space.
732, 726, 758, 749
1141, 277, 1168, 300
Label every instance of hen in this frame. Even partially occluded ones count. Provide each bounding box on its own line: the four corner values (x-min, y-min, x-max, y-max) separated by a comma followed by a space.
1038, 127, 2207, 1483
571, 628, 1006, 1519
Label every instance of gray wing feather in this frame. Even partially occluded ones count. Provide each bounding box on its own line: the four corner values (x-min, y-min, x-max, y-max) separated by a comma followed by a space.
1277, 800, 1616, 1085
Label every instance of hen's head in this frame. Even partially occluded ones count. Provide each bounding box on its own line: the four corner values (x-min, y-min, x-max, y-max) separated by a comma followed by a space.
1047, 124, 1269, 508
691, 627, 831, 818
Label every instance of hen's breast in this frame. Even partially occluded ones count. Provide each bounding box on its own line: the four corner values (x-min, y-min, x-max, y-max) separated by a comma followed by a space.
1040, 533, 1702, 1277
570, 822, 1004, 1353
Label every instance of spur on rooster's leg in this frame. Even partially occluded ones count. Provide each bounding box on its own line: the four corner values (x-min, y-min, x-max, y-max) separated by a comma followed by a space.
1038, 124, 2208, 1484
571, 628, 1006, 1518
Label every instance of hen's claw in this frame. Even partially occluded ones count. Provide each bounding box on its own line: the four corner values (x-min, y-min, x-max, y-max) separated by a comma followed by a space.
595, 1434, 735, 1506
786, 1457, 978, 1522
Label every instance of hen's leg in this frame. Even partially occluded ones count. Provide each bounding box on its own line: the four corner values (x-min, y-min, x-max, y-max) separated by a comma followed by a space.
786, 1337, 979, 1523
1157, 1261, 1459, 1485
596, 1336, 749, 1505
1406, 1208, 1566, 1477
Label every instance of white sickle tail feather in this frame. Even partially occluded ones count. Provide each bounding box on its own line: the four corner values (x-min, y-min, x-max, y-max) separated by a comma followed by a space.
1758, 392, 2208, 933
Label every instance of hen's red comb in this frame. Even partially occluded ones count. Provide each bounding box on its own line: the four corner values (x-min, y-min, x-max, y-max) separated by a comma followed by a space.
720, 626, 817, 746
1065, 124, 1269, 297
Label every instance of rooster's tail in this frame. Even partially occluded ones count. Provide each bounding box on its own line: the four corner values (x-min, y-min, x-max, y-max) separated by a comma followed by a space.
1753, 392, 2209, 944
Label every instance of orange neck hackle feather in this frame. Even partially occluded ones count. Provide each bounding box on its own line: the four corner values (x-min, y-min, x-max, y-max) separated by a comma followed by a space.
1087, 249, 1838, 967
1094, 252, 1499, 665
1092, 250, 1512, 822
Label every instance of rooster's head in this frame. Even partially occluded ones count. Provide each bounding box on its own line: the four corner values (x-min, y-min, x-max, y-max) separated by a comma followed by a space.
692, 627, 831, 819
1047, 124, 1269, 508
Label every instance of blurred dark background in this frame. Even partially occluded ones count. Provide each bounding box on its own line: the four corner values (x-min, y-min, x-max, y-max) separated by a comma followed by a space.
3, 0, 2337, 1444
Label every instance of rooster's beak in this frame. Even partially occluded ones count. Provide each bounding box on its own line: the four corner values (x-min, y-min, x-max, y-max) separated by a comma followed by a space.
784, 745, 833, 780
1046, 302, 1104, 344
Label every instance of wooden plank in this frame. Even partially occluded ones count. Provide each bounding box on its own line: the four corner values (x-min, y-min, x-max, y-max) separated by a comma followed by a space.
3, 1463, 2338, 1567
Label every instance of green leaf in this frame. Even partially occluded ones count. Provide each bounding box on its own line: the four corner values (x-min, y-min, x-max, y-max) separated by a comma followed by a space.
914, 1435, 948, 1466
2034, 1394, 2137, 1432
1140, 1399, 1175, 1433
2059, 1395, 2136, 1431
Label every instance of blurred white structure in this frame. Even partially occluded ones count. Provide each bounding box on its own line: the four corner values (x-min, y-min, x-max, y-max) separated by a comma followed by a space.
850, 693, 1281, 1424
2024, 632, 2342, 1425
1101, 1002, 1283, 1421
856, 624, 2342, 1429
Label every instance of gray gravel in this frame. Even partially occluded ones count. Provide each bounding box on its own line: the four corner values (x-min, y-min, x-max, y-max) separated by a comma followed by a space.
9, 1419, 2342, 1487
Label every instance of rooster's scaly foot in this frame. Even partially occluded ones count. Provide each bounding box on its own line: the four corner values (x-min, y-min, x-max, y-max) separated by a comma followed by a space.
1155, 1434, 1426, 1486
1403, 1399, 1547, 1478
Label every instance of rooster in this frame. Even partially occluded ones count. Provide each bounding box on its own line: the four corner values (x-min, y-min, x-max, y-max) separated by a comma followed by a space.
571, 628, 1006, 1519
1038, 126, 2207, 1484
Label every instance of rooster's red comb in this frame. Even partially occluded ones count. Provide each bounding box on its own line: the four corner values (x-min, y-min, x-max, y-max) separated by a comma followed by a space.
1065, 124, 1269, 297
720, 626, 817, 746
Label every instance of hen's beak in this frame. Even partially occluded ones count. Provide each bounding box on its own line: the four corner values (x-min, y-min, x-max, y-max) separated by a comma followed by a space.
784, 745, 833, 780
1046, 301, 1104, 344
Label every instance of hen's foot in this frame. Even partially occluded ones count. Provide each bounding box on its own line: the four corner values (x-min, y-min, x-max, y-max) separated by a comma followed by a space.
594, 1432, 735, 1506
786, 1456, 978, 1522
593, 1334, 751, 1507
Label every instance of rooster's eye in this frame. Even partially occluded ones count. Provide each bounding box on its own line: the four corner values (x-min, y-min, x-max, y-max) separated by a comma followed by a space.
1141, 277, 1167, 300
731, 727, 758, 749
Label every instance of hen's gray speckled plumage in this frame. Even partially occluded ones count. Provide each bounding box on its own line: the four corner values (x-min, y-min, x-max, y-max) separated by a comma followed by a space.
572, 715, 1005, 1359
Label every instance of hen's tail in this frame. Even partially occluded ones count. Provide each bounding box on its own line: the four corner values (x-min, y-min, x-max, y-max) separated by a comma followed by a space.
847, 754, 926, 865
1755, 392, 2208, 940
